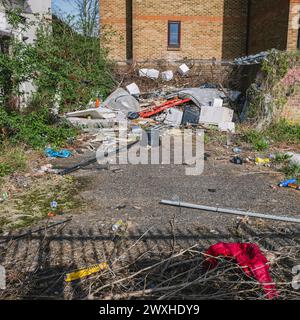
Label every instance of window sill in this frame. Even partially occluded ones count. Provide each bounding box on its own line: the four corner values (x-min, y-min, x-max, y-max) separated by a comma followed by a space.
167, 47, 181, 51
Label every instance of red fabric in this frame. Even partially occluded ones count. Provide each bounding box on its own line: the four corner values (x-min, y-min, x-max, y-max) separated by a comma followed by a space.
204, 242, 278, 299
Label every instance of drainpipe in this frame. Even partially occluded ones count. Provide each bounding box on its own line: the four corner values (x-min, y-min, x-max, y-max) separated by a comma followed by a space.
246, 0, 252, 55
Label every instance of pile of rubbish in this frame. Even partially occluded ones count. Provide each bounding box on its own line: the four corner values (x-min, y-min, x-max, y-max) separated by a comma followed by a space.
64, 77, 241, 146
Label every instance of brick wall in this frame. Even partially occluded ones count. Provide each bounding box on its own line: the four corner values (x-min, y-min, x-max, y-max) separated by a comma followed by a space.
282, 93, 300, 123
280, 67, 300, 123
248, 0, 290, 54
100, 1, 298, 63
100, 0, 128, 61
101, 0, 248, 62
287, 0, 300, 51
133, 0, 248, 62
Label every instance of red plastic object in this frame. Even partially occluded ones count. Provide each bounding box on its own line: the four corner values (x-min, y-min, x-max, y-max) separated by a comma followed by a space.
204, 242, 278, 299
139, 98, 191, 118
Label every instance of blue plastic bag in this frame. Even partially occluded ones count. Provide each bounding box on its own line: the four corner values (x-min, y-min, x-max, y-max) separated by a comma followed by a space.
45, 148, 72, 158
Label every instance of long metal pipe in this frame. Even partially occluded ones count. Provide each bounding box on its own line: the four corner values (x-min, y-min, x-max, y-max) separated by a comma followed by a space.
160, 200, 300, 224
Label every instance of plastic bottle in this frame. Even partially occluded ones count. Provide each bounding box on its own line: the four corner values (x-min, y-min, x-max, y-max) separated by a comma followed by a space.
112, 220, 123, 232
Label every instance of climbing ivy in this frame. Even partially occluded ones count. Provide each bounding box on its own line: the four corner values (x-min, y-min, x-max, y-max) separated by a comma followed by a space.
0, 11, 115, 112
245, 50, 300, 130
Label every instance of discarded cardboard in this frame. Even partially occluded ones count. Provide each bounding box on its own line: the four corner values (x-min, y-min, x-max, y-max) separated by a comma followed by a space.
213, 98, 223, 108
66, 108, 116, 120
126, 83, 140, 96
139, 68, 148, 77
218, 122, 235, 133
146, 69, 160, 79
161, 70, 174, 81
199, 106, 234, 125
164, 108, 183, 126
178, 64, 190, 76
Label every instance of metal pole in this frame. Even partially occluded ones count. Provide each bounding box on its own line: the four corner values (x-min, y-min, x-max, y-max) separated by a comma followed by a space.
160, 200, 300, 224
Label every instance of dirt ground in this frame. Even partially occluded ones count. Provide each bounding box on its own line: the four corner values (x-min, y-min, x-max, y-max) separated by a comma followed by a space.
0, 140, 299, 300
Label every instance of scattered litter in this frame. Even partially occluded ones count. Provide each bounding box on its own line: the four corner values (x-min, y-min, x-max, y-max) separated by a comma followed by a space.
287, 183, 300, 190
47, 212, 56, 218
278, 179, 299, 190
278, 179, 297, 187
178, 88, 226, 108
0, 192, 8, 203
255, 157, 270, 165
181, 105, 200, 125
66, 108, 116, 120
112, 219, 123, 232
164, 108, 183, 126
218, 122, 235, 133
231, 156, 243, 165
161, 70, 174, 81
213, 98, 223, 108
204, 242, 278, 299
199, 106, 234, 125
139, 68, 148, 77
50, 201, 58, 209
65, 262, 109, 282
233, 51, 269, 65
139, 68, 160, 79
160, 199, 300, 223
178, 64, 190, 76
232, 147, 242, 153
103, 88, 140, 113
126, 82, 140, 96
45, 148, 72, 158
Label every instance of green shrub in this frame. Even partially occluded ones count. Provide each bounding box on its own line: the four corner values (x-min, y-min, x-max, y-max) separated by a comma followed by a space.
267, 119, 300, 145
242, 129, 269, 151
281, 163, 300, 179
0, 106, 77, 149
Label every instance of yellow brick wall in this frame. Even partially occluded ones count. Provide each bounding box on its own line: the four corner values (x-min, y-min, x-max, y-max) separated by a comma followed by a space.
100, 0, 248, 62
132, 0, 248, 61
287, 0, 300, 51
100, 0, 127, 61
248, 0, 290, 54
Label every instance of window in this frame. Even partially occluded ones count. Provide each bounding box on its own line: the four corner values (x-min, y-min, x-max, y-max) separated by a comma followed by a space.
168, 21, 181, 48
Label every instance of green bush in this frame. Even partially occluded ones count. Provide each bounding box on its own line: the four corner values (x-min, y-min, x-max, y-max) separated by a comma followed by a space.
242, 130, 269, 151
0, 13, 115, 112
267, 119, 300, 145
0, 106, 77, 149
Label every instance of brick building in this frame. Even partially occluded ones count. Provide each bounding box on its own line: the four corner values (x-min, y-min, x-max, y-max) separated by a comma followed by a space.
100, 0, 300, 63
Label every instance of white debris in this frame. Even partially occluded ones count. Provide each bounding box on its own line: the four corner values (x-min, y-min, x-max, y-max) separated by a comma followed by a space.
161, 70, 174, 81
178, 64, 190, 76
213, 98, 223, 108
199, 107, 234, 125
66, 108, 116, 119
126, 82, 140, 96
218, 122, 236, 133
139, 68, 149, 77
139, 68, 160, 79
146, 69, 160, 79
164, 108, 183, 126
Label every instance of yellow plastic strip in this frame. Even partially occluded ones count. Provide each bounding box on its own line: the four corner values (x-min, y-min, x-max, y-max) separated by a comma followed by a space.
65, 262, 109, 282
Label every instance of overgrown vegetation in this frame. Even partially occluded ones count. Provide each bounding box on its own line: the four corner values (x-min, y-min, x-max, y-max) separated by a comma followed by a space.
0, 107, 77, 149
245, 50, 300, 130
0, 10, 115, 150
0, 145, 28, 178
241, 119, 300, 151
0, 175, 82, 231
